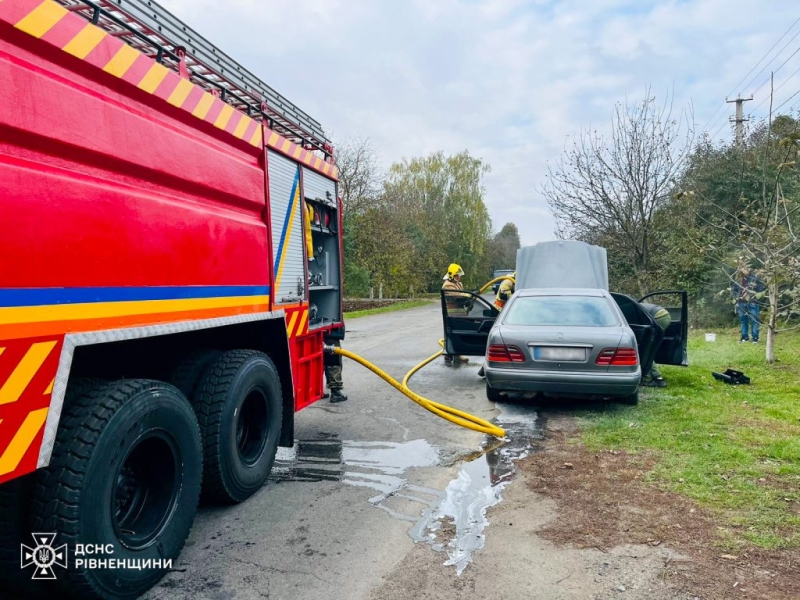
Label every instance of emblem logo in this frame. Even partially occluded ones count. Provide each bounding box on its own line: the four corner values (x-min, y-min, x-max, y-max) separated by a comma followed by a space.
21, 533, 67, 579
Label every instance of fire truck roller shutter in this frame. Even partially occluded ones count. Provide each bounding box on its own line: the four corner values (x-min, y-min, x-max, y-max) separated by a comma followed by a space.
302, 168, 336, 212
269, 151, 306, 304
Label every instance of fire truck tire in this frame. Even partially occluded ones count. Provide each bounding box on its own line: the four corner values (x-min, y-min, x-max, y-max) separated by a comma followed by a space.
168, 349, 223, 398
0, 474, 48, 599
30, 379, 202, 600
0, 378, 105, 599
193, 350, 282, 504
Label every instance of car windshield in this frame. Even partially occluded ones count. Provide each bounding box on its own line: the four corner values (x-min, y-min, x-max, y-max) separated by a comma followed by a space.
503, 295, 618, 327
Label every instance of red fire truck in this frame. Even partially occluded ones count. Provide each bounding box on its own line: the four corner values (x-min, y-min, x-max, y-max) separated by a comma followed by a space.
0, 0, 343, 596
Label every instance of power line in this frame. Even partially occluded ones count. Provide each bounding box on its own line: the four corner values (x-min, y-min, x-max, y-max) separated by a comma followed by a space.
707, 39, 800, 136
700, 16, 800, 133
773, 87, 800, 112
752, 73, 774, 97
709, 41, 800, 133
752, 63, 800, 111
750, 46, 800, 100
732, 16, 800, 95
740, 28, 800, 93
771, 44, 800, 77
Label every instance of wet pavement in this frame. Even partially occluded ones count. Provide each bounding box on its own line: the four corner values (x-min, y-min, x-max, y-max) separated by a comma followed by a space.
272, 402, 545, 576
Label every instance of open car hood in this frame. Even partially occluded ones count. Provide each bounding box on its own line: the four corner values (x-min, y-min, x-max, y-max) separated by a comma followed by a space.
516, 240, 609, 291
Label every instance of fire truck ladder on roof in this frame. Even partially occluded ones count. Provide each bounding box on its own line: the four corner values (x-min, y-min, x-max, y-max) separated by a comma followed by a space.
55, 0, 333, 158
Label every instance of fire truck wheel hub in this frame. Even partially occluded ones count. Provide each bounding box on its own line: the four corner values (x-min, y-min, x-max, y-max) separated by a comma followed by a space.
236, 390, 269, 466
112, 432, 181, 551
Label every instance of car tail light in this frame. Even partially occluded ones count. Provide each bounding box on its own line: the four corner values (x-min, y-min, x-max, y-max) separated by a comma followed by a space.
596, 347, 638, 366
487, 344, 525, 363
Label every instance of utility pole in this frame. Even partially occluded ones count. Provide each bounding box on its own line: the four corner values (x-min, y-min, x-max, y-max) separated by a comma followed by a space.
726, 95, 753, 146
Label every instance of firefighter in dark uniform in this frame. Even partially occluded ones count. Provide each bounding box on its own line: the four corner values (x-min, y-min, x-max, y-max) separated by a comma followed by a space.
324, 336, 347, 402
640, 302, 671, 388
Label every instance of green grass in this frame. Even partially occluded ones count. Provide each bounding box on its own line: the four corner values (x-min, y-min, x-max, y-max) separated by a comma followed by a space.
343, 299, 433, 319
578, 329, 800, 551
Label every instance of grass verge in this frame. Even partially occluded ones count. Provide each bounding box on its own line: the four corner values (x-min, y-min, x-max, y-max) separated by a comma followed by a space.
344, 299, 432, 319
578, 329, 800, 551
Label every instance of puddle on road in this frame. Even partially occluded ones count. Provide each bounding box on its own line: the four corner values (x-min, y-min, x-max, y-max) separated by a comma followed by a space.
410, 406, 544, 574
272, 438, 439, 486
272, 402, 543, 575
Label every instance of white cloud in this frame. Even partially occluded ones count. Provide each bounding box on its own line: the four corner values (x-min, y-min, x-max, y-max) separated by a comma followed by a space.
162, 0, 800, 245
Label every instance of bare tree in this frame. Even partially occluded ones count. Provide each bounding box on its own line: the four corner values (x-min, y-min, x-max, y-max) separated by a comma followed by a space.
542, 89, 694, 295
334, 136, 382, 215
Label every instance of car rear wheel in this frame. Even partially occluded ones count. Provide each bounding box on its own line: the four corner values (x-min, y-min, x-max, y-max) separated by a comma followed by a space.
485, 382, 503, 402
619, 390, 639, 405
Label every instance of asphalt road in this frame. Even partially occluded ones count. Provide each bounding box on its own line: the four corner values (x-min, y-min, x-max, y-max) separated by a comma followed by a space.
144, 302, 692, 600
143, 301, 544, 600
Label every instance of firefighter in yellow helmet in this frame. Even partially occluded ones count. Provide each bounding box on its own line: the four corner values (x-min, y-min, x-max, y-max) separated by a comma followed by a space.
494, 272, 516, 310
478, 271, 516, 378
442, 263, 471, 365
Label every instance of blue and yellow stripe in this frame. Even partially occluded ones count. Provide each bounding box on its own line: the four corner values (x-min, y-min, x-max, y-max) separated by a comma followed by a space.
272, 169, 301, 294
0, 285, 271, 340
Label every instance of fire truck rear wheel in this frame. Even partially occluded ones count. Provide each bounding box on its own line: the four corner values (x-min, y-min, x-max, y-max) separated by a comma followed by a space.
31, 379, 202, 600
168, 349, 223, 399
193, 350, 282, 504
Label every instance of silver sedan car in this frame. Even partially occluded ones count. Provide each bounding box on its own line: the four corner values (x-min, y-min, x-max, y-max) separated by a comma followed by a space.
482, 288, 641, 404
441, 242, 688, 405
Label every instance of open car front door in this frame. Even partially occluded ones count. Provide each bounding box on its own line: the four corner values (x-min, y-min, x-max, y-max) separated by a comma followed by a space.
440, 290, 499, 356
639, 290, 689, 366
611, 289, 689, 374
610, 293, 662, 377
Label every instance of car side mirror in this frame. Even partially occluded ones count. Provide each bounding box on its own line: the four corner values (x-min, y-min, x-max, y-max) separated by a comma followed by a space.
483, 309, 495, 317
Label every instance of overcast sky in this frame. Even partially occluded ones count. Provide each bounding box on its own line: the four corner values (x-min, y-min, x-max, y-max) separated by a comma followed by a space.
162, 0, 800, 245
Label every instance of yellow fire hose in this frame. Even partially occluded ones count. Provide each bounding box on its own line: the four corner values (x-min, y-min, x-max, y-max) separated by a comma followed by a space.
478, 275, 515, 295
329, 346, 506, 438
325, 274, 517, 439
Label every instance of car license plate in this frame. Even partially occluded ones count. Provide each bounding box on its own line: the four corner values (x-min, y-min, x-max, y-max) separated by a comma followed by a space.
533, 346, 586, 361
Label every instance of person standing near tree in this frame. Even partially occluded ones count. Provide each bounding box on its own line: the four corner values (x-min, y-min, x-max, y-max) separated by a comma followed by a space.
731, 266, 765, 343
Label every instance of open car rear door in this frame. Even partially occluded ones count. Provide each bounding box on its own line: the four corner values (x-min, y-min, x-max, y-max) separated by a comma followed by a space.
639, 290, 689, 366
440, 290, 499, 356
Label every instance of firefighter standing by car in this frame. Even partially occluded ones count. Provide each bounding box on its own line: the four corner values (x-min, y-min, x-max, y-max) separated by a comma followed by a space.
477, 272, 517, 377
442, 263, 471, 365
494, 272, 516, 310
640, 302, 671, 388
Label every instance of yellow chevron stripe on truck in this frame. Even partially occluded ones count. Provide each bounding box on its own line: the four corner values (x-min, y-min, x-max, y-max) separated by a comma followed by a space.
5, 0, 338, 178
